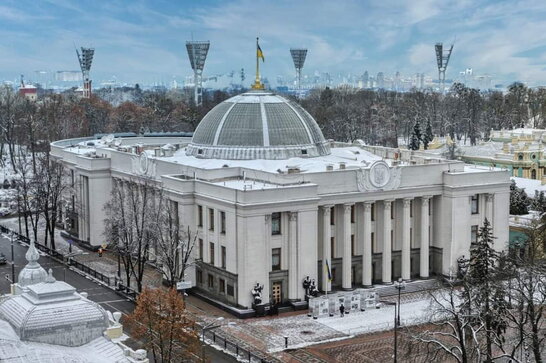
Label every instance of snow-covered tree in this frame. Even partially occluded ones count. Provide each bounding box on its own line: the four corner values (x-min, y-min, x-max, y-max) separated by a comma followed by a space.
510, 181, 530, 215
465, 219, 509, 361
422, 119, 433, 150
409, 120, 421, 150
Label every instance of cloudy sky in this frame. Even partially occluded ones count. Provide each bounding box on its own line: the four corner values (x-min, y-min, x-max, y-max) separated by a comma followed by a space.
1, 0, 546, 87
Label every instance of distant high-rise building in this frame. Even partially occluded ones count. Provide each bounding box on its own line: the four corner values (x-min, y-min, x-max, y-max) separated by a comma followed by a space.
55, 71, 82, 82
394, 71, 401, 91
376, 72, 385, 89
362, 71, 369, 88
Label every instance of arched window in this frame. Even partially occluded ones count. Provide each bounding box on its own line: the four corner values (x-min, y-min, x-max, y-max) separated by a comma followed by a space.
531, 169, 537, 179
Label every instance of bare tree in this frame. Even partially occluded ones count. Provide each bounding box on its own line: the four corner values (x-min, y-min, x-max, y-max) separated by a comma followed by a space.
104, 177, 158, 292
410, 280, 483, 363
153, 197, 196, 289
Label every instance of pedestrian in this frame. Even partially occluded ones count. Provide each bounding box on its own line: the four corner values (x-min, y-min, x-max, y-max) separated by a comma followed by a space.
339, 303, 345, 317
98, 248, 103, 257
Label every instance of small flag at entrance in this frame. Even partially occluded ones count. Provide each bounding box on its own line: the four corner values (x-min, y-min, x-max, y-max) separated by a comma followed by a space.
325, 259, 332, 281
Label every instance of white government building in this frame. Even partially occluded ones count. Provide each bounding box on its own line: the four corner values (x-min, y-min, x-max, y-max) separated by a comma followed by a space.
51, 90, 510, 312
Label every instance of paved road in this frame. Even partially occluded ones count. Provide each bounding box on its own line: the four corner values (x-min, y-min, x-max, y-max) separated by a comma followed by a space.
0, 235, 235, 363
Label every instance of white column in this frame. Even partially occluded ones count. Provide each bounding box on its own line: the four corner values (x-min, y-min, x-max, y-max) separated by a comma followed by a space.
420, 196, 431, 278
322, 205, 332, 292
485, 194, 494, 225
362, 202, 373, 287
402, 198, 412, 281
382, 200, 393, 284
264, 215, 271, 299
342, 204, 353, 290
288, 212, 298, 300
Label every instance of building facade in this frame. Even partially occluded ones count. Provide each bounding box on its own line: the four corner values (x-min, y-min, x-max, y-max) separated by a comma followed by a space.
51, 90, 510, 310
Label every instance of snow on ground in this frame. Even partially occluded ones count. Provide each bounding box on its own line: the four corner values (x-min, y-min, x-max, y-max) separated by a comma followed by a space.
0, 217, 82, 255
218, 294, 434, 353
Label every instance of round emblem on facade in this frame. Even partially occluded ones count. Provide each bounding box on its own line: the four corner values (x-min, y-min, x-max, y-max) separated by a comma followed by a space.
139, 152, 149, 174
369, 161, 391, 188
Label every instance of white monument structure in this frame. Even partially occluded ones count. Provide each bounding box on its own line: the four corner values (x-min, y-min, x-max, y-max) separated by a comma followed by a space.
0, 240, 148, 362
50, 90, 510, 313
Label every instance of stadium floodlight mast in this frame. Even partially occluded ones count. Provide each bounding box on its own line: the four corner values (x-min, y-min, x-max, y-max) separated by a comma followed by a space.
435, 42, 453, 93
290, 48, 308, 90
76, 47, 95, 98
186, 40, 210, 107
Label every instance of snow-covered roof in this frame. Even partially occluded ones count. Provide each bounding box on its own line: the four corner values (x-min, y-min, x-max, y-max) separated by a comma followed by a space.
0, 320, 126, 363
164, 145, 384, 174
512, 177, 546, 197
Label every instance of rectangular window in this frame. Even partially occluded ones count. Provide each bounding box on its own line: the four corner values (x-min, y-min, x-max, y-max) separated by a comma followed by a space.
209, 208, 215, 231
70, 169, 75, 187
410, 200, 413, 217
209, 242, 215, 265
391, 203, 395, 219
197, 269, 203, 284
429, 199, 432, 216
219, 278, 226, 293
272, 248, 281, 271
198, 239, 203, 260
220, 211, 226, 234
330, 207, 335, 225
331, 237, 335, 258
471, 195, 479, 214
371, 232, 376, 253
198, 205, 203, 227
371, 203, 375, 221
207, 274, 214, 288
227, 284, 234, 296
351, 234, 355, 256
272, 212, 281, 235
410, 227, 413, 247
331, 268, 336, 282
351, 205, 355, 223
221, 246, 226, 269
471, 225, 479, 244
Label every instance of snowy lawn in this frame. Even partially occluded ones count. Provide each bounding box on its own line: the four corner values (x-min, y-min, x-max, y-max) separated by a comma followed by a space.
218, 296, 434, 353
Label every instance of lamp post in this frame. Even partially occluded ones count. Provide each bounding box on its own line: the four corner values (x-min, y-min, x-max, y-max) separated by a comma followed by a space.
394, 278, 406, 362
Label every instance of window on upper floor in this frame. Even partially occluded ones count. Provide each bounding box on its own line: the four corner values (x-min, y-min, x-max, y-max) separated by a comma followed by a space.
197, 205, 203, 227
471, 195, 479, 214
209, 208, 214, 231
209, 242, 215, 265
351, 205, 355, 223
220, 211, 226, 234
198, 238, 203, 260
221, 246, 226, 269
272, 212, 281, 235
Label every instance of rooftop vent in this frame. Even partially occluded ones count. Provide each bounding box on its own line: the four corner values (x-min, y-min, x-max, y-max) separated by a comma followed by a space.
287, 165, 301, 174
326, 164, 334, 171
339, 162, 346, 170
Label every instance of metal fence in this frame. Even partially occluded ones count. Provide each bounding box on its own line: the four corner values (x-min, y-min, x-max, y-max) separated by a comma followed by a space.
0, 225, 115, 288
69, 259, 111, 285
203, 329, 274, 363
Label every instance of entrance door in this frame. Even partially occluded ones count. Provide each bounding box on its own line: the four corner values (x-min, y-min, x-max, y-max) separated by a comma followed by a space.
272, 282, 282, 304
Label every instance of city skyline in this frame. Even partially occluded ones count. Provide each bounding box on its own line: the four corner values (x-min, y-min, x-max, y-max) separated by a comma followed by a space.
1, 0, 546, 87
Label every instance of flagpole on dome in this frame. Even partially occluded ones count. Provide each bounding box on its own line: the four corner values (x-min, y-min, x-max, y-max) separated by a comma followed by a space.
252, 37, 265, 90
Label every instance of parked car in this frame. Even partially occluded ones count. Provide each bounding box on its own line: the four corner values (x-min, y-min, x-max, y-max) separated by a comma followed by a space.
0, 253, 6, 265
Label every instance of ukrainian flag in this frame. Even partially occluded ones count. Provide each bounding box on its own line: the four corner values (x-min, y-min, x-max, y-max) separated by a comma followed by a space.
325, 259, 332, 281
257, 43, 265, 62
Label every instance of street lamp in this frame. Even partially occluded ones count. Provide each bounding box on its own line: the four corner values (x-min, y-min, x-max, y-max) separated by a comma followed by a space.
395, 278, 406, 326
378, 300, 398, 362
